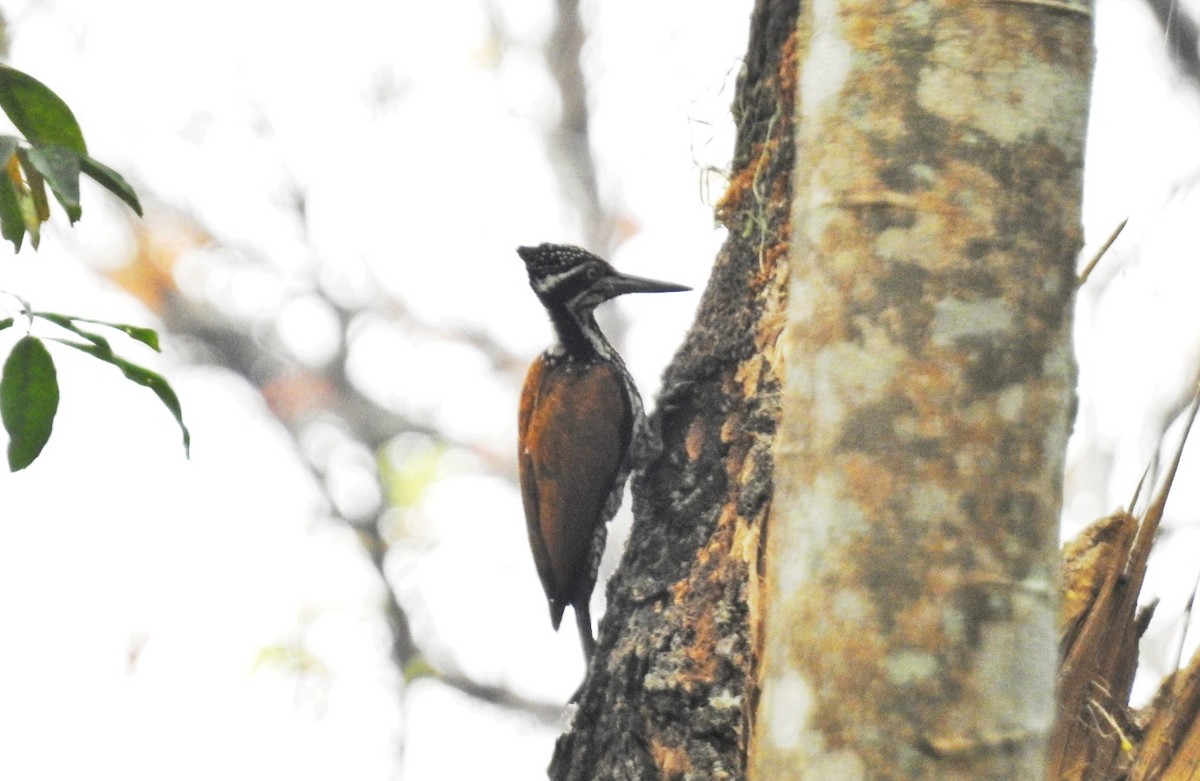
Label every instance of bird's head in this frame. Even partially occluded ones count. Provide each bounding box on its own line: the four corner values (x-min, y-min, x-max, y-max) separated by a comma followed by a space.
516, 243, 689, 315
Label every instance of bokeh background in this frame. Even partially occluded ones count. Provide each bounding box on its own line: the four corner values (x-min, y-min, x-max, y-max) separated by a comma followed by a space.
0, 0, 1197, 778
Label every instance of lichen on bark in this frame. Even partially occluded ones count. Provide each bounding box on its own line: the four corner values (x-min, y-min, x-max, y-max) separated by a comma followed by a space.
754, 0, 1092, 778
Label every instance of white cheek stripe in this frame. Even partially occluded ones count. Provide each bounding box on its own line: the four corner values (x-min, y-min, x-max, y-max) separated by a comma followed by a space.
532, 267, 580, 294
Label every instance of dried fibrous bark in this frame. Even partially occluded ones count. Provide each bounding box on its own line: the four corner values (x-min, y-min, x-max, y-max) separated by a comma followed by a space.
1053, 387, 1200, 781
754, 1, 1092, 778
1134, 653, 1200, 781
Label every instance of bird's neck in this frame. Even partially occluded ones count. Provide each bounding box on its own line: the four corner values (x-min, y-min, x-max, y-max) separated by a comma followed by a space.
547, 304, 618, 364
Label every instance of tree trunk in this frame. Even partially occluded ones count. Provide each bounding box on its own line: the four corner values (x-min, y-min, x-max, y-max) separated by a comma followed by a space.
550, 0, 1092, 779
549, 0, 799, 778
752, 1, 1091, 780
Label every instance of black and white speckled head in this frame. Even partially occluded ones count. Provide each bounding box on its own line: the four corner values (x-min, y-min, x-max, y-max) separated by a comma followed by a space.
516, 243, 690, 359
516, 243, 688, 314
517, 244, 612, 305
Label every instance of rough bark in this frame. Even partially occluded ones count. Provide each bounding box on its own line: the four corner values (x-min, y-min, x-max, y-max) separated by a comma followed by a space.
753, 1, 1092, 779
547, 0, 800, 778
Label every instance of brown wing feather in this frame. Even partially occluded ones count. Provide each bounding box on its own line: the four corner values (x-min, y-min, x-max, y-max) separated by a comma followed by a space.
518, 357, 561, 623
518, 356, 631, 628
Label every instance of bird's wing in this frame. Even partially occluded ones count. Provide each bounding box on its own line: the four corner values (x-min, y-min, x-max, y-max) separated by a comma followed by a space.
518, 358, 630, 623
518, 357, 562, 624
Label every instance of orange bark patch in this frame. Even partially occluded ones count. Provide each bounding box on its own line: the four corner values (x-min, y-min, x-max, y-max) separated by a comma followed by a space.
685, 418, 705, 462
842, 453, 898, 519
669, 501, 748, 692
776, 27, 799, 97
649, 733, 694, 780
682, 602, 720, 688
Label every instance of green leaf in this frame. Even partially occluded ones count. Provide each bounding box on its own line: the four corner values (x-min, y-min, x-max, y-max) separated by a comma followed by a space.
19, 150, 52, 223
52, 338, 190, 456
35, 313, 114, 359
0, 318, 13, 331
16, 179, 40, 249
0, 169, 25, 252
79, 154, 141, 217
109, 324, 159, 351
0, 66, 86, 154
24, 145, 81, 223
112, 363, 188, 455
33, 312, 159, 352
0, 137, 29, 251
0, 135, 19, 165
0, 335, 59, 470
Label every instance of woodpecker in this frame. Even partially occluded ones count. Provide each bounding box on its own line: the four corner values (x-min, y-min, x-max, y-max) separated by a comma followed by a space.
516, 243, 689, 661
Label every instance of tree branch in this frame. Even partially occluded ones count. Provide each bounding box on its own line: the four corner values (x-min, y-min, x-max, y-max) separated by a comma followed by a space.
113, 209, 554, 724
1143, 0, 1200, 92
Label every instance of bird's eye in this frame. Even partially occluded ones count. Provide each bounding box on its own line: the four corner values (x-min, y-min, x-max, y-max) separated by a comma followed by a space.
585, 266, 599, 280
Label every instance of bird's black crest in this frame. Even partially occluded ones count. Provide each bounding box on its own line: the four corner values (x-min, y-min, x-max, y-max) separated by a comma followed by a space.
517, 243, 601, 276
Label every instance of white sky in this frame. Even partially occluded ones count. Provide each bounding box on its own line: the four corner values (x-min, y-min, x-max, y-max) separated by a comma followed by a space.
0, 0, 1196, 777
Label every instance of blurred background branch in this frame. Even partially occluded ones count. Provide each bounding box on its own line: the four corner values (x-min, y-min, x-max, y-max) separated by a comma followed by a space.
1143, 0, 1200, 89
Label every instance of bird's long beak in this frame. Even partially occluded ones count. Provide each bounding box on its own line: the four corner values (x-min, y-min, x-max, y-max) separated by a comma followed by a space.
600, 272, 691, 298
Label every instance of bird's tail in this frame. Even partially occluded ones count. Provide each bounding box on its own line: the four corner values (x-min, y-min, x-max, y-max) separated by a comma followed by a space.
575, 602, 594, 662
